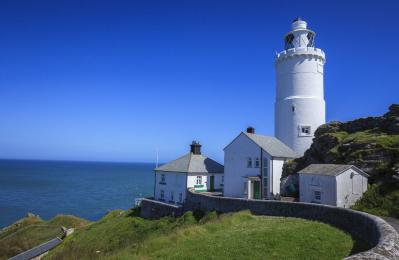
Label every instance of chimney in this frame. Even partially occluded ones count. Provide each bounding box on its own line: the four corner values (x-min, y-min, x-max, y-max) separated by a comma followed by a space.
246, 126, 255, 134
190, 141, 202, 155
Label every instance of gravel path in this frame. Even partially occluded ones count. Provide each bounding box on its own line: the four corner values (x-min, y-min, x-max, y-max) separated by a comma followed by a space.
382, 216, 399, 233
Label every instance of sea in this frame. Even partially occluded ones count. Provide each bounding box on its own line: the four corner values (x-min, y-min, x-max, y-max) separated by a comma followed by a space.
0, 159, 155, 228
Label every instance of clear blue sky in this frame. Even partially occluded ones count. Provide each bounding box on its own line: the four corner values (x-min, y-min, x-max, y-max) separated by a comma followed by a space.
0, 0, 398, 163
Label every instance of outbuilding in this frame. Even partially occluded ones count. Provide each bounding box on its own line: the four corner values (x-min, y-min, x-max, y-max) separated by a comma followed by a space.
154, 141, 224, 205
298, 164, 368, 208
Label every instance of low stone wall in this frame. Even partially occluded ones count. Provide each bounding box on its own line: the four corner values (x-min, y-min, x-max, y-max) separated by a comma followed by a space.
185, 190, 399, 260
140, 198, 183, 219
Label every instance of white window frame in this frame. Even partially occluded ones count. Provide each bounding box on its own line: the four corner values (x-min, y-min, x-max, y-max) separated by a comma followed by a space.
196, 176, 202, 185
247, 157, 253, 168
254, 157, 260, 168
298, 125, 312, 137
314, 190, 321, 201
160, 173, 166, 184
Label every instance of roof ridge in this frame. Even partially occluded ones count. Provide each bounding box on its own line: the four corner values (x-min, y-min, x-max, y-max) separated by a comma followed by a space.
187, 152, 192, 172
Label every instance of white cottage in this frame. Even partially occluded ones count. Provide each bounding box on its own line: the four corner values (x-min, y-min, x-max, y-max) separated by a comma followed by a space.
299, 164, 368, 208
154, 141, 224, 205
224, 127, 298, 200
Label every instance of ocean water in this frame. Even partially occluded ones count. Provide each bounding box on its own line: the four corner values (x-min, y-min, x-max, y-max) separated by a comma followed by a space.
0, 160, 154, 228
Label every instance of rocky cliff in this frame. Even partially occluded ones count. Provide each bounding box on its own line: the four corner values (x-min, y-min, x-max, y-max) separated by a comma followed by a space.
283, 104, 399, 183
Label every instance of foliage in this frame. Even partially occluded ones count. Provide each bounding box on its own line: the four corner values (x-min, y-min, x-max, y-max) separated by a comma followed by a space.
352, 182, 399, 218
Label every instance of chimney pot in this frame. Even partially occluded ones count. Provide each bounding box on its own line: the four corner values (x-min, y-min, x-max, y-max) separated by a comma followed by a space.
247, 126, 255, 134
190, 141, 202, 155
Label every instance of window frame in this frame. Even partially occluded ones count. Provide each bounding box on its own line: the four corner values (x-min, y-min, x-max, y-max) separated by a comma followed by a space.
196, 175, 202, 185
254, 157, 260, 168
247, 157, 253, 168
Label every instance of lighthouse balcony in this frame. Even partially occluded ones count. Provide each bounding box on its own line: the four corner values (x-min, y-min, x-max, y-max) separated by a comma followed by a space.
275, 47, 325, 64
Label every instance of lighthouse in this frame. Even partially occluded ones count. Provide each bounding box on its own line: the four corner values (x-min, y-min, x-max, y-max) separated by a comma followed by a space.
275, 18, 326, 156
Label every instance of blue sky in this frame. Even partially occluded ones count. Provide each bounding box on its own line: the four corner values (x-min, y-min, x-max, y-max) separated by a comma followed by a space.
0, 0, 398, 163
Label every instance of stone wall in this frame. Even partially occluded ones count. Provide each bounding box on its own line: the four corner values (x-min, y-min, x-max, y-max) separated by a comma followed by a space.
140, 198, 183, 219
185, 190, 399, 260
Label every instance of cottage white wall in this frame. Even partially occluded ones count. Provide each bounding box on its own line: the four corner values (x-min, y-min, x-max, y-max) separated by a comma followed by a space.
336, 169, 368, 208
224, 133, 262, 198
271, 159, 285, 196
299, 174, 336, 206
154, 171, 187, 204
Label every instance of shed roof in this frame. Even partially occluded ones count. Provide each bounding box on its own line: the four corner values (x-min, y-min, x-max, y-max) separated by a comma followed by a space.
154, 153, 223, 174
236, 132, 298, 158
298, 164, 369, 177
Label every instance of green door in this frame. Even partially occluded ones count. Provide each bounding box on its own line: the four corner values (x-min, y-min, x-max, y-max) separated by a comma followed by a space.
210, 176, 215, 191
253, 181, 261, 199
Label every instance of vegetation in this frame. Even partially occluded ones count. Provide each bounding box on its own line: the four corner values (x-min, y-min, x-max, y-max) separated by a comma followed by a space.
352, 182, 399, 218
282, 104, 399, 218
44, 209, 368, 260
0, 214, 89, 259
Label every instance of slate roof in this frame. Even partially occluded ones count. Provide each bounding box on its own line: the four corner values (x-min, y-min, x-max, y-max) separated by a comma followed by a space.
298, 164, 369, 177
155, 153, 224, 174
9, 237, 62, 260
243, 132, 298, 158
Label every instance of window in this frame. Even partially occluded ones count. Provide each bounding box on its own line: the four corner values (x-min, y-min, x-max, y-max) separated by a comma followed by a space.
160, 174, 166, 184
179, 193, 183, 203
292, 105, 296, 113
314, 190, 321, 201
160, 190, 164, 201
170, 191, 174, 202
247, 157, 253, 168
254, 158, 260, 168
299, 125, 312, 137
196, 176, 202, 185
221, 176, 224, 187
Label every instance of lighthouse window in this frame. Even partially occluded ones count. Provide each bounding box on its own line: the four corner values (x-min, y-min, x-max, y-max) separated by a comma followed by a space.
307, 32, 315, 47
284, 33, 295, 49
292, 105, 296, 112
301, 126, 311, 135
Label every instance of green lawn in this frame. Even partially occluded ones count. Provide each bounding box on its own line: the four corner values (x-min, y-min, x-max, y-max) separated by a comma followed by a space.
46, 210, 369, 260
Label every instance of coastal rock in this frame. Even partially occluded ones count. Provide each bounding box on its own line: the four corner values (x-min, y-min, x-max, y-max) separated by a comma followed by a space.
282, 104, 399, 185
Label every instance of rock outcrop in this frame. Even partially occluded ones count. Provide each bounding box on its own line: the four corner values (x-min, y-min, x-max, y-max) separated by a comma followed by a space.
282, 104, 399, 195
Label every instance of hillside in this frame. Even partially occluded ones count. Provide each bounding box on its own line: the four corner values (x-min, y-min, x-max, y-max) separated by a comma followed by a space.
0, 213, 90, 259
282, 104, 399, 217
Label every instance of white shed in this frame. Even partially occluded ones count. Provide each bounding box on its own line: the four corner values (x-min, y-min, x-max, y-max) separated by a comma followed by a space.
299, 164, 368, 208
154, 141, 224, 205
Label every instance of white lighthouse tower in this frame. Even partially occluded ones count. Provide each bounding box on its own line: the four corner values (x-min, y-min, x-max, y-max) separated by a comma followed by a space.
275, 18, 326, 156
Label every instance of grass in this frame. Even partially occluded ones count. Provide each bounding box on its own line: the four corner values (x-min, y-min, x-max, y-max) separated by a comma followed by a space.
46, 210, 368, 260
0, 214, 90, 260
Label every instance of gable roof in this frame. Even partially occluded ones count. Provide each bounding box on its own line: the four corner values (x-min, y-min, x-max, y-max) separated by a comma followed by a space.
154, 152, 224, 174
224, 132, 298, 158
298, 164, 369, 177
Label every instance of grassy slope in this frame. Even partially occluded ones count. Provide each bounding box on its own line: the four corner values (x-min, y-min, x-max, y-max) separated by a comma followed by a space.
47, 209, 368, 260
0, 214, 89, 259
